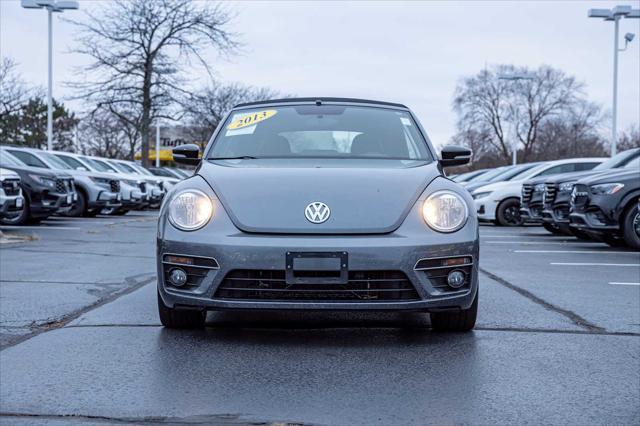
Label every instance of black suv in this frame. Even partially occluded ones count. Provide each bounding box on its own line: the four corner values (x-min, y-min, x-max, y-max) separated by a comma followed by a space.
0, 150, 76, 225
542, 149, 640, 236
520, 161, 603, 232
569, 168, 640, 249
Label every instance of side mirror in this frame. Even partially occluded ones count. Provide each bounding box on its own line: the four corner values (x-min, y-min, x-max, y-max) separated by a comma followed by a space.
440, 145, 471, 167
172, 144, 201, 166
76, 166, 88, 171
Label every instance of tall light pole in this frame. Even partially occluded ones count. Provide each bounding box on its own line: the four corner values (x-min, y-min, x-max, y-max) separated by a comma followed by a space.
588, 5, 639, 156
498, 73, 535, 166
21, 1, 79, 151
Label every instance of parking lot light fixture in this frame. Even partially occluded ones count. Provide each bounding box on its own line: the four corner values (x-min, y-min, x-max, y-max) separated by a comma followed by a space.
498, 73, 535, 166
20, 0, 79, 151
588, 5, 640, 157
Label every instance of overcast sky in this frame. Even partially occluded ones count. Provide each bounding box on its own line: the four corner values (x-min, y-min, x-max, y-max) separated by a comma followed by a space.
1, 0, 639, 148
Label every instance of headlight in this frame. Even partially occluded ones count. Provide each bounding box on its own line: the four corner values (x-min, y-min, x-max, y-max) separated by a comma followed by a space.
559, 182, 575, 192
168, 189, 213, 231
534, 183, 545, 192
89, 176, 111, 186
472, 191, 492, 200
422, 190, 468, 233
29, 174, 56, 189
590, 183, 624, 195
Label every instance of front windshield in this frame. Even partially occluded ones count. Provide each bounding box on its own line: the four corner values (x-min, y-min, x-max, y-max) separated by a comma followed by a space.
110, 161, 137, 174
477, 167, 509, 182
501, 164, 538, 181
40, 152, 73, 170
623, 156, 640, 169
130, 163, 153, 176
208, 105, 433, 161
85, 158, 116, 173
0, 150, 25, 167
593, 150, 633, 170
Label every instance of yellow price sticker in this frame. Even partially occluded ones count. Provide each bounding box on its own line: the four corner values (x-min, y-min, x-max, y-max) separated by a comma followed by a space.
227, 110, 277, 130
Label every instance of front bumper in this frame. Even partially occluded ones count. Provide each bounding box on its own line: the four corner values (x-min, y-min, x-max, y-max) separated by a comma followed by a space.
31, 190, 77, 218
158, 232, 479, 312
89, 190, 122, 209
519, 204, 544, 223
474, 198, 498, 221
0, 195, 24, 217
569, 211, 620, 232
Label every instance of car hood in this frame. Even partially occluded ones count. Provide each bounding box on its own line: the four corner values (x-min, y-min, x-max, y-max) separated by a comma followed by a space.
198, 158, 439, 234
0, 168, 20, 180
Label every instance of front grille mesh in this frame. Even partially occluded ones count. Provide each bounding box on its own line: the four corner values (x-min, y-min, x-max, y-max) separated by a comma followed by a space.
1, 179, 20, 196
214, 270, 419, 302
55, 178, 72, 193
139, 182, 147, 193
110, 180, 120, 193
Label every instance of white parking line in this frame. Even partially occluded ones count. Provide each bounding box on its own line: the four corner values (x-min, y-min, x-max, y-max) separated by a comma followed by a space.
485, 241, 602, 245
515, 250, 640, 255
481, 235, 568, 239
609, 282, 640, 286
551, 262, 640, 267
0, 226, 81, 230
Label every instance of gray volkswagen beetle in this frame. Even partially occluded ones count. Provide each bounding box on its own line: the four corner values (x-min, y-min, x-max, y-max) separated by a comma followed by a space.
157, 98, 479, 331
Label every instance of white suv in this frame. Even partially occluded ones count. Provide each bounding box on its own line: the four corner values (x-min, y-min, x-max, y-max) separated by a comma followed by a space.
0, 167, 25, 220
471, 158, 605, 226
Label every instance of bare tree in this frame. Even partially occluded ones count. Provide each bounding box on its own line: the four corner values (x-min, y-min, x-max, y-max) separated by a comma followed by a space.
453, 65, 586, 163
616, 126, 640, 152
0, 58, 30, 118
68, 0, 238, 166
182, 82, 281, 143
78, 109, 130, 159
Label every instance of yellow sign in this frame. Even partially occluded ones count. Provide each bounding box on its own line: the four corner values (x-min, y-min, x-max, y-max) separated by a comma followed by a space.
227, 110, 277, 130
134, 149, 175, 161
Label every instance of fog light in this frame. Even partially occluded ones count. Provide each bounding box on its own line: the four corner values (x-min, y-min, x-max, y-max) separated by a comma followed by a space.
447, 270, 466, 289
169, 268, 188, 287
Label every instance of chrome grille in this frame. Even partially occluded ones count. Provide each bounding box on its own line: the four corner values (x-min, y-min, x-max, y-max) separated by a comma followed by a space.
544, 183, 557, 206
521, 183, 533, 203
571, 184, 590, 211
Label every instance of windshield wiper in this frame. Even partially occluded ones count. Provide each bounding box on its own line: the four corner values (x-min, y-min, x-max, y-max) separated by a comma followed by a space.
208, 156, 259, 160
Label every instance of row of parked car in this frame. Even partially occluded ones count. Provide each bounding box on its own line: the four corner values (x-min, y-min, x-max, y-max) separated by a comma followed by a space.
451, 148, 640, 249
0, 145, 192, 225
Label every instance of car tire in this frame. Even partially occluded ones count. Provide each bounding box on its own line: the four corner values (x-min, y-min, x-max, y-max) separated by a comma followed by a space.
543, 223, 562, 235
158, 292, 206, 329
430, 292, 478, 332
67, 190, 87, 217
0, 198, 30, 226
621, 203, 640, 250
496, 198, 523, 226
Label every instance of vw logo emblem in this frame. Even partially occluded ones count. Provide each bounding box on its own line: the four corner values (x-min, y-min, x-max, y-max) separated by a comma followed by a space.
305, 202, 330, 224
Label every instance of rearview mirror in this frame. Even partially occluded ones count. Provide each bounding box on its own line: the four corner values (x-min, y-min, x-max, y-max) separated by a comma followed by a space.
440, 145, 471, 167
172, 144, 201, 166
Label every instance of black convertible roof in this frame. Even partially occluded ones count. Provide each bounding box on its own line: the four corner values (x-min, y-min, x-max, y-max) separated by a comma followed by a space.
234, 97, 408, 109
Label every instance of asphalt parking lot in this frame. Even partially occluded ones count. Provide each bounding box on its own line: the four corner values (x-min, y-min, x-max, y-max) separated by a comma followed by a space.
1, 215, 639, 425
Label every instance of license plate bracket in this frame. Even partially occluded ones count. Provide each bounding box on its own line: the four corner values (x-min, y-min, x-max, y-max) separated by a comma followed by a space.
285, 251, 348, 285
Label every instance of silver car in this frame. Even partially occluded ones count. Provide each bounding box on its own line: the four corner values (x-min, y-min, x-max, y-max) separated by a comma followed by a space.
157, 98, 479, 331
